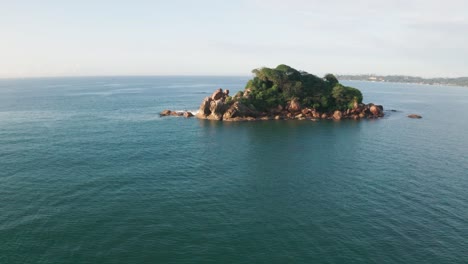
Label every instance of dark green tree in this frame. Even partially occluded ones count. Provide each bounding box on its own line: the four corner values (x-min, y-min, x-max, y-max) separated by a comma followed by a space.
240, 65, 363, 112
324, 74, 339, 87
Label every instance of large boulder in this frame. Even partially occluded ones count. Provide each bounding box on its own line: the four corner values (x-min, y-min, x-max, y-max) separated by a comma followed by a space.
312, 110, 321, 119
207, 100, 226, 120
287, 99, 302, 113
333, 110, 343, 120
196, 97, 213, 118
301, 108, 311, 115
211, 88, 224, 101
369, 104, 384, 117
223, 101, 257, 120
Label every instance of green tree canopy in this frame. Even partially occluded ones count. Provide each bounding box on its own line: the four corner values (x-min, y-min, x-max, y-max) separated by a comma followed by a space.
241, 65, 363, 112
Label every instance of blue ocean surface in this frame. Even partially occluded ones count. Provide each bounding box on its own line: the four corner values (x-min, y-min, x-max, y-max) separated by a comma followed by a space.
1, 76, 467, 263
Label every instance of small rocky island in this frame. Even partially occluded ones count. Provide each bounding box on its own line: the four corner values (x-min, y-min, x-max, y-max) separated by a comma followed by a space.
161, 65, 384, 121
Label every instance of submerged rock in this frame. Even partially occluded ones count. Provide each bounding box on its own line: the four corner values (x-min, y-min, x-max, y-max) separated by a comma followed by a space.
408, 114, 422, 119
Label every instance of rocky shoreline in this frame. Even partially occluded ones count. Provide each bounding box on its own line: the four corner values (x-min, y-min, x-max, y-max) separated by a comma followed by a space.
161, 88, 384, 121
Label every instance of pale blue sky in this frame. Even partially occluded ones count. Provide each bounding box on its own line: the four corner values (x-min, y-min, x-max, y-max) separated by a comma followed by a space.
1, 0, 467, 78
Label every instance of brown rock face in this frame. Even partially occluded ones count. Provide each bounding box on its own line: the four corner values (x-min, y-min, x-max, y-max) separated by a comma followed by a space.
223, 101, 257, 120
301, 108, 311, 115
369, 105, 379, 115
195, 96, 226, 120
160, 109, 173, 117
223, 101, 242, 119
211, 88, 224, 100
408, 114, 422, 119
370, 104, 384, 117
196, 97, 212, 117
333, 110, 343, 120
160, 110, 187, 117
287, 99, 302, 113
312, 111, 321, 118
207, 100, 225, 120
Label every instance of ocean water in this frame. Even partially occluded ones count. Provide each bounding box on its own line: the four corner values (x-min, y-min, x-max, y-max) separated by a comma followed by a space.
1, 76, 467, 263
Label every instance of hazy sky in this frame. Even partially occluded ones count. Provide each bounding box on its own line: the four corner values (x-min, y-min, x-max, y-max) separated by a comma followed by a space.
1, 0, 467, 78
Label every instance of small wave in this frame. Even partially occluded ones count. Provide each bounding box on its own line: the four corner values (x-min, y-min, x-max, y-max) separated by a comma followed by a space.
69, 88, 143, 96
45, 84, 74, 88
70, 91, 113, 96
102, 83, 124, 87
114, 88, 144, 92
171, 110, 198, 115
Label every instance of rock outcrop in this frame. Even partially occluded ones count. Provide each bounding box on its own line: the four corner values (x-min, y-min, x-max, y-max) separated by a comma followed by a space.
223, 101, 257, 120
160, 110, 194, 118
333, 110, 343, 120
370, 104, 383, 116
197, 89, 384, 121
161, 88, 385, 122
211, 88, 224, 101
195, 88, 231, 120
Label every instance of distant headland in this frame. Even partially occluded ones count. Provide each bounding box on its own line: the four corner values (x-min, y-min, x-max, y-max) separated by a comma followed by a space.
161, 65, 384, 121
337, 74, 468, 87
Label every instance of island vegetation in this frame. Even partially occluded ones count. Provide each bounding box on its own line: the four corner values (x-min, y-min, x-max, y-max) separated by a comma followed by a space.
236, 64, 363, 112
161, 65, 384, 121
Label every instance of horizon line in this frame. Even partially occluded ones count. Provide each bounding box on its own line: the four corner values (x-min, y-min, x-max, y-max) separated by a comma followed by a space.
1, 73, 467, 80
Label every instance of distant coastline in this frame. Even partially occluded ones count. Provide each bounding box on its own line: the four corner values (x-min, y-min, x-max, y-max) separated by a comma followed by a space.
337, 75, 468, 87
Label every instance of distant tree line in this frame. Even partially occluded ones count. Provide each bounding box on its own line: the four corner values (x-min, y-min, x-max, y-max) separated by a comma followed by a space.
337, 74, 468, 87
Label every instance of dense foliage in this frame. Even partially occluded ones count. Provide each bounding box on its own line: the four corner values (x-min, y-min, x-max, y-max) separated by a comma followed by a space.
238, 65, 363, 112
